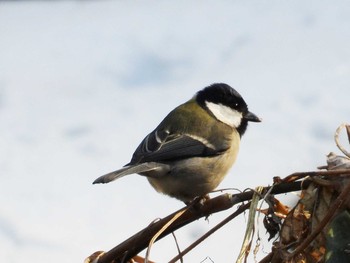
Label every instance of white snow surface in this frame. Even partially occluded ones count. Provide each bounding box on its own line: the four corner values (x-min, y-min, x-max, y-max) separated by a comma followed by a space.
0, 1, 349, 262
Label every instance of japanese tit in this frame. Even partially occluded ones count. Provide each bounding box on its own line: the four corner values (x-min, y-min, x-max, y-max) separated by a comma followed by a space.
93, 83, 261, 202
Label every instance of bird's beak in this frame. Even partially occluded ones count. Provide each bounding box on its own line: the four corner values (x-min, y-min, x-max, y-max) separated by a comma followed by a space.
244, 111, 262, 122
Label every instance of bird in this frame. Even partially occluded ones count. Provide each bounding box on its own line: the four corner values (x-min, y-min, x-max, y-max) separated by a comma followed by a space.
93, 83, 261, 202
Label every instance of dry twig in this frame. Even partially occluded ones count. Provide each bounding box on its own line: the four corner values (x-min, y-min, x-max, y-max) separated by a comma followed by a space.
335, 123, 350, 158
169, 202, 252, 263
236, 186, 264, 263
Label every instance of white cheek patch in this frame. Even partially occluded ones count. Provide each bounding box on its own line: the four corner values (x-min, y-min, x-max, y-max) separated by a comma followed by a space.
205, 101, 243, 128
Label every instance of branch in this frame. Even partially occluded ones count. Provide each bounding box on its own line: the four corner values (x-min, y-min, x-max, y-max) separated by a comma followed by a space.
91, 180, 310, 263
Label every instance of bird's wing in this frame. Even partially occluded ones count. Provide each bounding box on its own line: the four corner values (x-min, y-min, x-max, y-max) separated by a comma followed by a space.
128, 128, 226, 164
94, 130, 225, 184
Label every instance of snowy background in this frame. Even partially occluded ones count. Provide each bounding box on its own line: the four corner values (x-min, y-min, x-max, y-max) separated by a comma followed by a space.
1, 1, 349, 262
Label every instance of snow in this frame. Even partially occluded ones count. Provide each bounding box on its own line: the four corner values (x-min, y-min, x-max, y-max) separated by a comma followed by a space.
0, 1, 349, 262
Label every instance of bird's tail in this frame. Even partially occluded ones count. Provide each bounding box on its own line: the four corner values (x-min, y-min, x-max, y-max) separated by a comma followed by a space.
92, 162, 160, 184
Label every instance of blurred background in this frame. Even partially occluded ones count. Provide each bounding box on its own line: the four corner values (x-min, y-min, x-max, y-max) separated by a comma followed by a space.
0, 1, 349, 262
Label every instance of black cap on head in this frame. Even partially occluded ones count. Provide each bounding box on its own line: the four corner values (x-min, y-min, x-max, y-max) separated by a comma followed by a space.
196, 83, 248, 113
196, 83, 260, 136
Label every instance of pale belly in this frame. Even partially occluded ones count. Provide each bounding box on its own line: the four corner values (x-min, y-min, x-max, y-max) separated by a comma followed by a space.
146, 137, 240, 202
